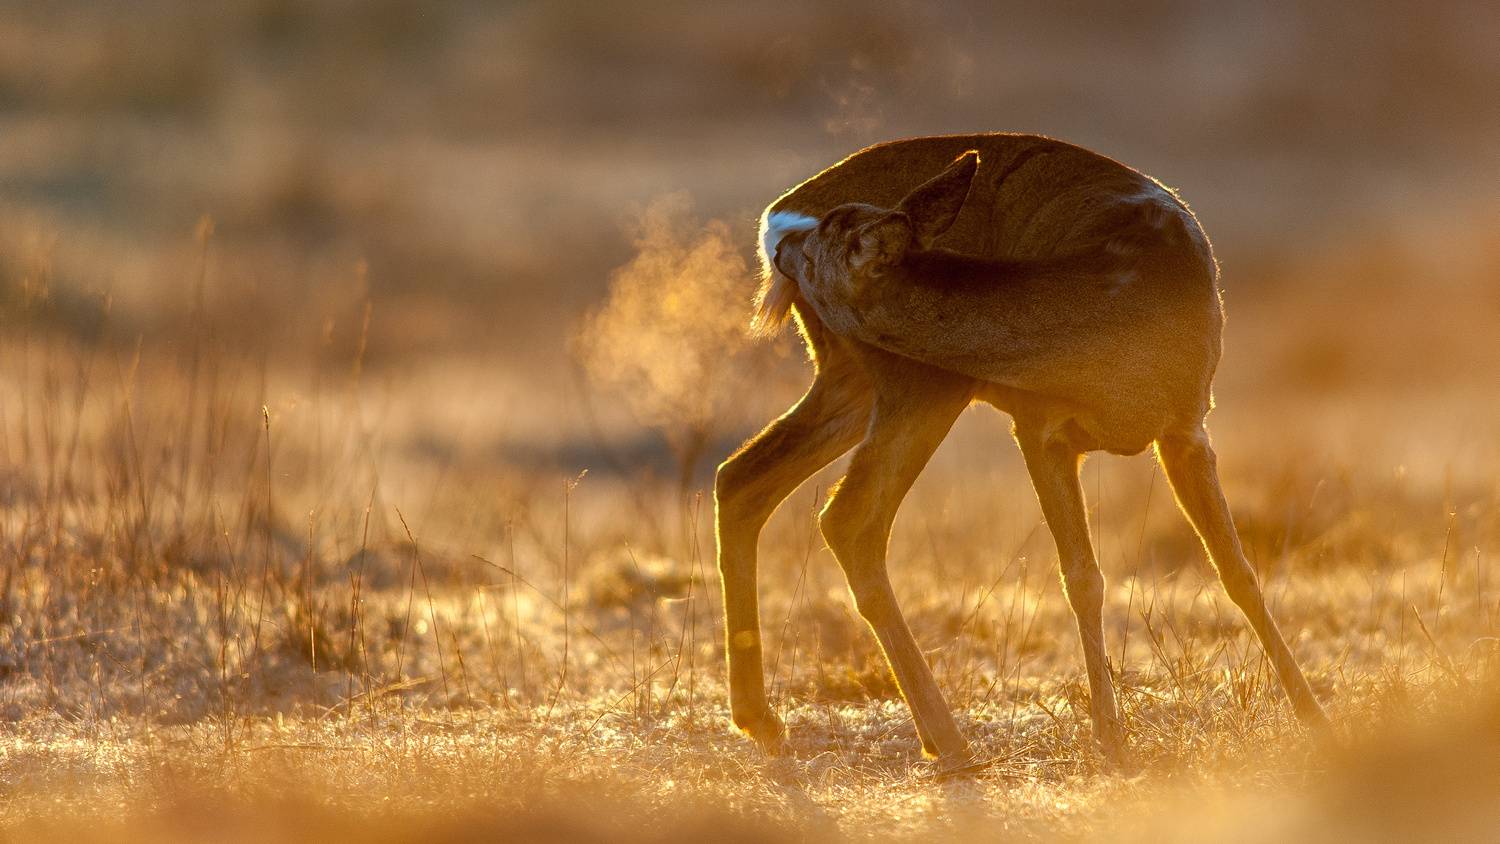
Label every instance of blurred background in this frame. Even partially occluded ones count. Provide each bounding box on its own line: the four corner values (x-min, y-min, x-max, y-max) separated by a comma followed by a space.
2, 4, 1498, 836
3, 0, 1497, 469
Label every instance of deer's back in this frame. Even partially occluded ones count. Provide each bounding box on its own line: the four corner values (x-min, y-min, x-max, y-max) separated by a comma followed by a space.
771, 134, 1210, 259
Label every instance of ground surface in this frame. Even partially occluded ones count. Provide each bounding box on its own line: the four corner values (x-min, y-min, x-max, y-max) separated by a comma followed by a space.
3, 4, 1499, 840
2, 274, 1497, 841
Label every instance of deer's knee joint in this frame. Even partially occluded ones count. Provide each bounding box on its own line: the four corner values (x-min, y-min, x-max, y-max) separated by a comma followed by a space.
1158, 427, 1214, 464
713, 456, 748, 508
1060, 559, 1105, 615
819, 496, 897, 623
1215, 561, 1265, 606
715, 457, 769, 526
818, 492, 877, 559
842, 568, 895, 624
850, 588, 895, 626
715, 459, 772, 581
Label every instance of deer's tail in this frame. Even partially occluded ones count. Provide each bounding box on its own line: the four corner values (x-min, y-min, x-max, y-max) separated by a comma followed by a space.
750, 209, 817, 337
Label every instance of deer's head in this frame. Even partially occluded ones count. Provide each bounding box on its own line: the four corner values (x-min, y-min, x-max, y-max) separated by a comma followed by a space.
773, 151, 979, 300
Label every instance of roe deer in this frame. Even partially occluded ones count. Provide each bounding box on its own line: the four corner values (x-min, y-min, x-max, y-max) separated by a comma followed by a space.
715, 134, 1329, 767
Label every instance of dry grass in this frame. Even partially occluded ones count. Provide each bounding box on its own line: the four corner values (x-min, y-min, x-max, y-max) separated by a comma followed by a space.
3, 3, 1500, 841
2, 253, 1498, 840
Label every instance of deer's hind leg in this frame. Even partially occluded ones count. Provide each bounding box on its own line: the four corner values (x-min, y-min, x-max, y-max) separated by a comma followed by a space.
819, 355, 974, 762
1156, 426, 1329, 729
1013, 418, 1128, 764
715, 362, 873, 749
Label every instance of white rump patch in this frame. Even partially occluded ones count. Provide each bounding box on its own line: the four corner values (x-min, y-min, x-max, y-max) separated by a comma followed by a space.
758, 210, 818, 276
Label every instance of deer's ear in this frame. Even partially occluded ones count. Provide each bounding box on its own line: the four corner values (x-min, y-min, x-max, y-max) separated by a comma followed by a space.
896, 150, 978, 247
848, 213, 914, 273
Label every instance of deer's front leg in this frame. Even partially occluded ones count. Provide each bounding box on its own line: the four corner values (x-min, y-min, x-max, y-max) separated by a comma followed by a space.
1015, 420, 1129, 765
715, 369, 870, 749
818, 360, 974, 762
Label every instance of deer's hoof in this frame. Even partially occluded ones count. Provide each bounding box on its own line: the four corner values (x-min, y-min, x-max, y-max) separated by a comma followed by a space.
1096, 728, 1136, 773
733, 707, 786, 755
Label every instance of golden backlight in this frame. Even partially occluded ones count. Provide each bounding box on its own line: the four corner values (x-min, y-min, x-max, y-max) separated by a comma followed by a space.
1, 3, 1496, 841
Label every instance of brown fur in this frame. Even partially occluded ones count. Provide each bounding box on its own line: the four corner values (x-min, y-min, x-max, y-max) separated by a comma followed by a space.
719, 134, 1328, 766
